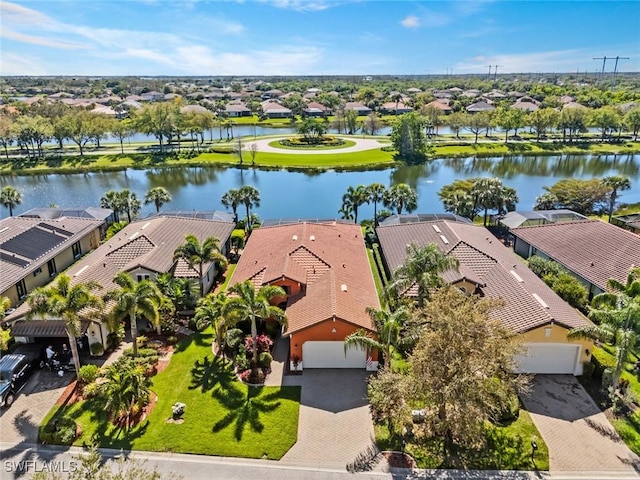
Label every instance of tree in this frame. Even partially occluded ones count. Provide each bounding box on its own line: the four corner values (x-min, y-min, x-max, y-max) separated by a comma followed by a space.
447, 112, 465, 138
383, 183, 418, 215
107, 272, 162, 357
111, 118, 136, 154
624, 107, 640, 141
238, 185, 260, 233
13, 115, 53, 159
390, 112, 428, 162
546, 272, 589, 311
99, 358, 151, 429
173, 234, 227, 298
26, 274, 102, 375
345, 109, 359, 135
388, 243, 459, 307
0, 114, 14, 160
464, 111, 491, 144
221, 188, 243, 222
528, 108, 560, 140
602, 176, 631, 222
297, 117, 327, 144
540, 178, 608, 215
100, 190, 124, 222
144, 186, 172, 213
0, 296, 11, 356
559, 107, 588, 142
363, 112, 382, 135
340, 185, 369, 224
493, 107, 525, 143
588, 106, 621, 142
367, 183, 387, 227
60, 110, 100, 156
118, 189, 141, 223
570, 267, 640, 396
0, 185, 23, 216
132, 103, 179, 153
367, 367, 409, 436
225, 281, 286, 380
406, 288, 526, 462
194, 292, 233, 358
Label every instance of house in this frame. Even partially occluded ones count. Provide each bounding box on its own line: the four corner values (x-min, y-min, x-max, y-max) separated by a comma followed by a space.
424, 100, 452, 114
562, 102, 588, 110
3, 215, 235, 350
180, 104, 210, 115
228, 221, 381, 371
0, 216, 104, 307
511, 219, 640, 298
224, 103, 252, 117
466, 100, 495, 113
380, 102, 413, 115
344, 102, 372, 116
303, 102, 331, 117
140, 91, 163, 102
498, 210, 587, 230
611, 213, 640, 234
376, 218, 593, 375
512, 97, 540, 112
19, 207, 115, 239
261, 101, 293, 118
261, 89, 283, 100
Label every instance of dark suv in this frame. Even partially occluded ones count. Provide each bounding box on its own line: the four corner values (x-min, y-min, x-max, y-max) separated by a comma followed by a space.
0, 354, 34, 408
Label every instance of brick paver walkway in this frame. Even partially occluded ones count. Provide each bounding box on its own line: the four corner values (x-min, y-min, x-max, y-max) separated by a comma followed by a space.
521, 375, 640, 472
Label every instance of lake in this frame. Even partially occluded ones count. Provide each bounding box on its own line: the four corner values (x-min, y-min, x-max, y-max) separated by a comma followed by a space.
2, 154, 638, 220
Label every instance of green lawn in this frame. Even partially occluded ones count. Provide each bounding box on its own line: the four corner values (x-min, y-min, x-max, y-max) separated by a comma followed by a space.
41, 330, 301, 459
267, 138, 357, 150
374, 409, 549, 470
219, 264, 237, 292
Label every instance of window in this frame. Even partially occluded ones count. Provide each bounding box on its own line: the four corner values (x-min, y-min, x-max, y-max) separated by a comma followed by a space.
47, 259, 57, 277
16, 279, 27, 299
33, 267, 42, 277
281, 285, 291, 295
72, 241, 82, 258
137, 275, 143, 282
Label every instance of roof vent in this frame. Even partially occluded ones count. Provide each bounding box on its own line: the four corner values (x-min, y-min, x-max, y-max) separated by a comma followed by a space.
141, 222, 151, 230
510, 270, 524, 283
292, 235, 298, 241
341, 284, 348, 292
440, 235, 449, 245
432, 225, 441, 233
310, 235, 315, 241
130, 231, 139, 240
532, 293, 549, 309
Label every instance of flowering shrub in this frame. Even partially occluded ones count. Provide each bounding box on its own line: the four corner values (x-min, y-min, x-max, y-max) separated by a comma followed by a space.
244, 334, 273, 353
239, 370, 251, 382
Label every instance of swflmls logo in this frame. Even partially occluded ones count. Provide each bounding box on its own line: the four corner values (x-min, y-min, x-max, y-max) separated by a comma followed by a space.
4, 460, 78, 472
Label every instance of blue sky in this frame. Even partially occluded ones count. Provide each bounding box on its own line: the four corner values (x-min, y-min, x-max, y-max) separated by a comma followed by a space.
1, 0, 638, 76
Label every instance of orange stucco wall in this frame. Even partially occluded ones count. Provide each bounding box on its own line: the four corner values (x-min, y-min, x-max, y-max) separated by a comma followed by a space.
289, 318, 378, 362
269, 277, 303, 305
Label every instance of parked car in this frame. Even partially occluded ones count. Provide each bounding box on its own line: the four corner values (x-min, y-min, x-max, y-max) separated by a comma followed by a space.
0, 354, 35, 408
12, 343, 46, 367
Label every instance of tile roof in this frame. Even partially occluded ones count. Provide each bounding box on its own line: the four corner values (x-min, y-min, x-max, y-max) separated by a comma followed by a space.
229, 222, 379, 335
376, 220, 591, 333
511, 219, 640, 291
0, 216, 103, 294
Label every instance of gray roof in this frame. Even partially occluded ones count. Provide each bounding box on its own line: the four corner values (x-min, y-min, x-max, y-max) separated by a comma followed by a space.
145, 210, 235, 223
380, 213, 472, 226
499, 210, 587, 229
20, 207, 114, 222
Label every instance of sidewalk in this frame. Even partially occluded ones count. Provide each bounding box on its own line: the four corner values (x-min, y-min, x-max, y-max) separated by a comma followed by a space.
265, 336, 302, 387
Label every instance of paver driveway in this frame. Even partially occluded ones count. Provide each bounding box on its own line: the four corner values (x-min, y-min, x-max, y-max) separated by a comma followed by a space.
521, 375, 640, 473
281, 370, 375, 468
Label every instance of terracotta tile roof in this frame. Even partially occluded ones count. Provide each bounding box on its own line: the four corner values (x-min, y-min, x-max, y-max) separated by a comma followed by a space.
376, 220, 591, 333
511, 219, 640, 291
229, 222, 379, 335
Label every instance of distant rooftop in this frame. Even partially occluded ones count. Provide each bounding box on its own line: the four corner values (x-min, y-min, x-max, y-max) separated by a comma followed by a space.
20, 207, 114, 222
499, 210, 587, 229
145, 210, 235, 223
379, 213, 472, 226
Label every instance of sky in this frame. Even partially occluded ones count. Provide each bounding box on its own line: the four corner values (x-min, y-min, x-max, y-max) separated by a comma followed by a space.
1, 0, 638, 76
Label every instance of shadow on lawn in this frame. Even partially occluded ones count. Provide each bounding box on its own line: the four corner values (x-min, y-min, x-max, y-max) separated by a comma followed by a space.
212, 385, 281, 441
189, 355, 236, 393
174, 332, 213, 353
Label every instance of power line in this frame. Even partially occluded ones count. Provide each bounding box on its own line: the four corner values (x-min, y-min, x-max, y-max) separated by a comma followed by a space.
612, 56, 630, 87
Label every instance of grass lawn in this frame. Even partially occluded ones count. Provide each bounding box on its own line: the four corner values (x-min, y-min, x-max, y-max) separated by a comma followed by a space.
374, 409, 549, 470
267, 138, 357, 150
40, 330, 301, 459
219, 263, 237, 292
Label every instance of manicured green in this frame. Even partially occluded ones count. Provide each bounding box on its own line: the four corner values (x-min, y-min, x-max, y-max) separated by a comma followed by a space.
374, 409, 549, 470
267, 138, 357, 150
220, 264, 237, 292
367, 248, 385, 307
40, 330, 301, 459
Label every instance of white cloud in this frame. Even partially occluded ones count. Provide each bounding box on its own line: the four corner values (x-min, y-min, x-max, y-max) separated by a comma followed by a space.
259, 0, 336, 12
401, 15, 420, 28
2, 29, 86, 49
0, 52, 49, 75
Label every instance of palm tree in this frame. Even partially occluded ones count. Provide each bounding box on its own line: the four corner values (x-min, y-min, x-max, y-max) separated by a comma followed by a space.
340, 185, 369, 224
118, 189, 141, 223
144, 187, 172, 213
471, 178, 503, 226
225, 281, 286, 377
221, 188, 242, 222
388, 243, 459, 307
1, 186, 23, 216
383, 183, 418, 215
443, 189, 475, 219
100, 190, 124, 222
26, 274, 102, 375
107, 272, 162, 357
343, 305, 409, 366
173, 234, 227, 298
569, 267, 640, 394
238, 186, 260, 233
99, 358, 150, 429
602, 176, 631, 223
367, 183, 387, 227
194, 292, 234, 358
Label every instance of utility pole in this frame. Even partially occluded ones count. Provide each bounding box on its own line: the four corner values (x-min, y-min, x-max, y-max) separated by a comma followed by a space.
494, 65, 502, 81
486, 65, 493, 81
593, 56, 608, 82
612, 56, 630, 87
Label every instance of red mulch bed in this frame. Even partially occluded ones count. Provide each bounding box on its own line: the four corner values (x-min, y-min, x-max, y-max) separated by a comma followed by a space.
381, 451, 417, 469
55, 380, 81, 406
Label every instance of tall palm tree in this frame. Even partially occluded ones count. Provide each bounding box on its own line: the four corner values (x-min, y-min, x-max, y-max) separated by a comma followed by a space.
225, 281, 286, 377
238, 186, 260, 233
443, 190, 475, 219
383, 183, 418, 215
602, 176, 631, 223
569, 267, 640, 394
1, 186, 23, 217
100, 190, 123, 222
26, 274, 102, 375
144, 186, 172, 213
388, 243, 459, 307
471, 178, 503, 226
173, 234, 227, 298
340, 185, 369, 224
107, 272, 162, 357
99, 358, 150, 429
118, 189, 141, 223
367, 183, 387, 227
343, 305, 409, 366
221, 188, 242, 222
194, 292, 234, 359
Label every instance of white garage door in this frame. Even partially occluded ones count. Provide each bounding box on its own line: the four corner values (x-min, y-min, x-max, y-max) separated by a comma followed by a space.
303, 341, 367, 369
515, 343, 580, 374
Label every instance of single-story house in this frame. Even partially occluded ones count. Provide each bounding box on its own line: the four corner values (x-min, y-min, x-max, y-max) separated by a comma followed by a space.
228, 221, 381, 371
498, 210, 587, 230
380, 102, 413, 115
303, 102, 331, 117
377, 218, 593, 375
511, 219, 640, 299
424, 100, 452, 114
140, 91, 163, 102
225, 103, 252, 117
611, 213, 640, 234
512, 98, 540, 112
344, 102, 372, 116
19, 207, 115, 239
0, 216, 104, 307
466, 100, 495, 113
180, 104, 210, 115
261, 101, 293, 118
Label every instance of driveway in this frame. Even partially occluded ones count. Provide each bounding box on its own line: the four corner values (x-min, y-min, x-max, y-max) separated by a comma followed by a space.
0, 368, 73, 447
521, 375, 640, 473
281, 370, 376, 469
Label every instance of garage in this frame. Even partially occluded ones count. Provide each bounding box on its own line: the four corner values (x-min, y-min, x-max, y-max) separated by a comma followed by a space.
303, 341, 367, 369
515, 343, 581, 375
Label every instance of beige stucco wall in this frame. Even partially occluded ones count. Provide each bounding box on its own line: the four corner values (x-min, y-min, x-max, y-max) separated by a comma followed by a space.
521, 322, 593, 366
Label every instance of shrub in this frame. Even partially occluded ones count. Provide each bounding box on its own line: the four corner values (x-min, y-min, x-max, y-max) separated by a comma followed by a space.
124, 347, 159, 359
78, 364, 100, 385
166, 335, 178, 345
137, 335, 148, 348
82, 381, 101, 399
235, 355, 250, 372
40, 417, 78, 445
528, 256, 564, 279
106, 326, 125, 351
581, 361, 595, 380
259, 352, 273, 369
89, 342, 104, 356
244, 334, 273, 353
592, 349, 616, 380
